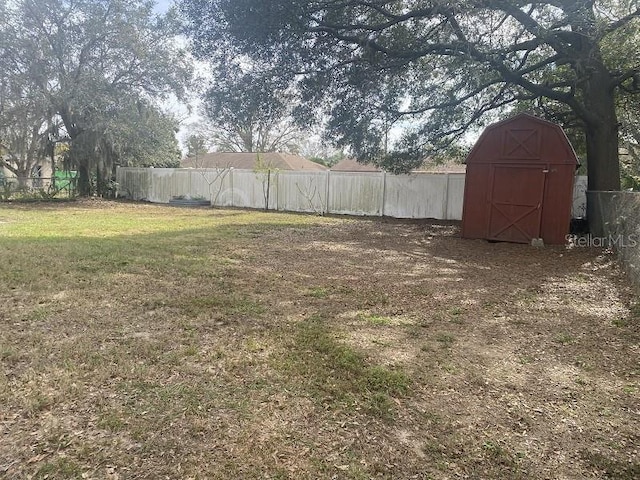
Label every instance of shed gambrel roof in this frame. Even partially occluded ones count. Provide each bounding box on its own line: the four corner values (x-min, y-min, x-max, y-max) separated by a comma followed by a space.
465, 113, 579, 166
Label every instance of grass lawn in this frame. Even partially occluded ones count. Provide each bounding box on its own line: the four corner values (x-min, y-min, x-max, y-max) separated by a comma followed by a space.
0, 200, 638, 479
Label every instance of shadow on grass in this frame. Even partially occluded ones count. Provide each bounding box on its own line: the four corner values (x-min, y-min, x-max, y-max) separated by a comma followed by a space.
277, 315, 410, 420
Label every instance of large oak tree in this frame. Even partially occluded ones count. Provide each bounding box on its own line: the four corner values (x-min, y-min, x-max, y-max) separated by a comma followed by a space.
181, 0, 640, 191
0, 76, 54, 187
1, 0, 191, 195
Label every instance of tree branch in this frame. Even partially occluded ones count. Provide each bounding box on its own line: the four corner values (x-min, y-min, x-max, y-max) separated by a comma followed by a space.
600, 7, 640, 38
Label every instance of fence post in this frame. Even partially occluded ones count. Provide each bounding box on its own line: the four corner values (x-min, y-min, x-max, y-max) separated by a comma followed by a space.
325, 170, 331, 215
381, 171, 386, 217
443, 173, 450, 220
230, 168, 234, 208
275, 170, 279, 211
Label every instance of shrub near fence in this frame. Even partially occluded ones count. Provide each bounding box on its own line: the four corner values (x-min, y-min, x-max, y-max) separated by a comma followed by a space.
116, 167, 588, 221
0, 175, 77, 200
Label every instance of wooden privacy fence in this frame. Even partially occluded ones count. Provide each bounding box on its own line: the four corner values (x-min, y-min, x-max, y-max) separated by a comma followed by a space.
116, 167, 588, 221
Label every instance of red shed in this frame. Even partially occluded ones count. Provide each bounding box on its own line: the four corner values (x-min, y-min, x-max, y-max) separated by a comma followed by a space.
462, 114, 579, 245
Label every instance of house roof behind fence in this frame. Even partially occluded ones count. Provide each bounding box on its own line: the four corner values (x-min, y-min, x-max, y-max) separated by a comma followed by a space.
181, 152, 328, 171
330, 158, 466, 173
330, 158, 382, 172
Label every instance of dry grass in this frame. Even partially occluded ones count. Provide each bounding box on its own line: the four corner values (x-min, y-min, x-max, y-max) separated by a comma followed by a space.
0, 200, 638, 479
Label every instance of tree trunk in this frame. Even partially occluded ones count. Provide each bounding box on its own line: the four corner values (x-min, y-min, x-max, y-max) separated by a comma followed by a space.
96, 163, 110, 197
581, 67, 621, 235
584, 105, 621, 192
78, 162, 91, 196
582, 63, 621, 192
58, 107, 92, 196
13, 166, 28, 188
585, 120, 620, 192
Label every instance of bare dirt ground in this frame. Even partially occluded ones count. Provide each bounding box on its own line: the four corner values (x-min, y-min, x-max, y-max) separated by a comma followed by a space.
0, 201, 638, 479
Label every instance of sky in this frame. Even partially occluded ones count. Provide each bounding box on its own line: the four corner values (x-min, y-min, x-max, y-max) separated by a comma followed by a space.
151, 0, 205, 150
153, 0, 173, 14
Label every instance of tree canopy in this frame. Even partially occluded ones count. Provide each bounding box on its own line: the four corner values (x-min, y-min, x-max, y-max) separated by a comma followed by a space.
201, 67, 302, 153
1, 0, 191, 195
0, 73, 53, 185
185, 133, 210, 161
180, 0, 640, 190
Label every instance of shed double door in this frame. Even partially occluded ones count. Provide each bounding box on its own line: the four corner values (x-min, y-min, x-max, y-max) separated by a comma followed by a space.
487, 164, 547, 243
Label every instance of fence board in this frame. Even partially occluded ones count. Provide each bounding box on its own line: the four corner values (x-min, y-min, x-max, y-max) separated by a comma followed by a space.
328, 172, 384, 216
446, 174, 466, 220
384, 173, 448, 219
119, 168, 151, 201
228, 170, 276, 210
277, 171, 328, 214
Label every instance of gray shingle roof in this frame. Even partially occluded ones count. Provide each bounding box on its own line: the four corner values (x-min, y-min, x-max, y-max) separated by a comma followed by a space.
330, 158, 382, 172
181, 152, 328, 171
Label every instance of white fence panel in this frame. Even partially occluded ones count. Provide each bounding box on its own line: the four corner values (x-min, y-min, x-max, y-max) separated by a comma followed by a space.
329, 172, 384, 216
189, 170, 213, 200
384, 173, 448, 219
117, 168, 151, 200
229, 170, 277, 210
277, 171, 328, 213
205, 169, 234, 207
446, 174, 466, 220
145, 169, 187, 203
185, 168, 234, 206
